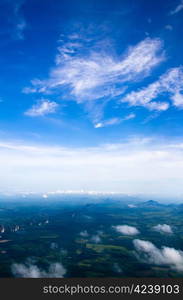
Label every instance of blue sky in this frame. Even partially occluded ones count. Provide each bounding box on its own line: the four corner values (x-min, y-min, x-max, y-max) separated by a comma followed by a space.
1, 0, 183, 196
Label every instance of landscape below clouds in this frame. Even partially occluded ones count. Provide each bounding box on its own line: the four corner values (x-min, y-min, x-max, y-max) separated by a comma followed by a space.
0, 196, 183, 278
0, 0, 183, 279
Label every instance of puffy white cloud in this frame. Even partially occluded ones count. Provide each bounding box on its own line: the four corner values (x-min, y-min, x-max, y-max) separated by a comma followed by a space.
170, 0, 183, 15
25, 99, 58, 117
121, 67, 183, 110
91, 235, 101, 243
80, 230, 89, 237
153, 224, 173, 234
133, 239, 183, 272
22, 87, 38, 94
114, 225, 139, 235
12, 261, 66, 278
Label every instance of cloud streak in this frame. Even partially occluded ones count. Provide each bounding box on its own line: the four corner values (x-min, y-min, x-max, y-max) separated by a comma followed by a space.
94, 113, 135, 128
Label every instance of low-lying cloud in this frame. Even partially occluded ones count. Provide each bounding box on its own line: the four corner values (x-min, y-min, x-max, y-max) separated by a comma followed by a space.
153, 224, 173, 234
133, 239, 183, 272
11, 261, 66, 278
114, 225, 139, 235
80, 230, 89, 237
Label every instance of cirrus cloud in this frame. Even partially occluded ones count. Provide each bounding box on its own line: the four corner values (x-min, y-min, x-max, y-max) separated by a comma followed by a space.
23, 36, 164, 123
1, 137, 183, 196
170, 0, 183, 15
94, 113, 135, 128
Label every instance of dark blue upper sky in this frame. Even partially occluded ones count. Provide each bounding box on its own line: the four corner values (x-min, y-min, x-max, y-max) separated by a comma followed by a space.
0, 0, 183, 147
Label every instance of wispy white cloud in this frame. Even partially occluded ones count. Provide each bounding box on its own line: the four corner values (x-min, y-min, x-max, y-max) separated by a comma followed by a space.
23, 37, 164, 122
0, 0, 26, 40
12, 261, 66, 278
165, 25, 173, 31
153, 224, 173, 234
15, 18, 26, 40
12, 1, 27, 40
123, 113, 136, 121
170, 0, 183, 15
25, 99, 58, 117
133, 239, 183, 272
121, 67, 183, 110
94, 113, 136, 128
94, 118, 121, 128
114, 225, 139, 235
171, 92, 183, 108
22, 87, 38, 94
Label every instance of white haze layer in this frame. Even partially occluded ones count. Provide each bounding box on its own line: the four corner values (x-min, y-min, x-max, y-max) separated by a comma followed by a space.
1, 137, 183, 196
